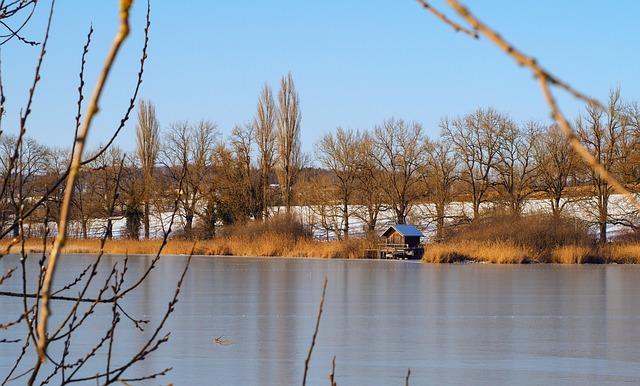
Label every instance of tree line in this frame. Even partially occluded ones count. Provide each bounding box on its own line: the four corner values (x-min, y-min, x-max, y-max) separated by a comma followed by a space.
2, 79, 639, 245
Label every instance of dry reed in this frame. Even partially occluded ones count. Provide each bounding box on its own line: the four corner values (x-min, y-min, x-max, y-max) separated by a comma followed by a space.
550, 246, 594, 264
423, 240, 640, 264
423, 240, 534, 264
5, 236, 640, 263
599, 244, 640, 264
1, 235, 372, 259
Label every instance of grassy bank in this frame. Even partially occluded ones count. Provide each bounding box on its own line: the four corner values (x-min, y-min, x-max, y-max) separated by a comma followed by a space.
418, 212, 640, 264
1, 234, 370, 259
3, 214, 639, 263
3, 236, 640, 263
422, 240, 640, 264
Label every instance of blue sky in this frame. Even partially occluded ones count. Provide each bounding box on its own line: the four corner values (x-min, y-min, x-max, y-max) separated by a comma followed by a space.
3, 1, 639, 157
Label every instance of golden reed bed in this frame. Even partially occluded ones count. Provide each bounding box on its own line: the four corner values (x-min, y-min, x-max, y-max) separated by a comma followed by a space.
1, 234, 368, 260
422, 240, 640, 264
3, 236, 640, 263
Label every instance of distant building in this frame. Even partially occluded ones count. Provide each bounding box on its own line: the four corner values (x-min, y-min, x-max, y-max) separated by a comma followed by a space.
375, 224, 424, 259
381, 224, 424, 249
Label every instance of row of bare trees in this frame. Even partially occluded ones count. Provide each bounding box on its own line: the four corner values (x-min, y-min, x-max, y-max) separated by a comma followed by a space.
0, 71, 306, 240
313, 89, 640, 244
2, 87, 639, 244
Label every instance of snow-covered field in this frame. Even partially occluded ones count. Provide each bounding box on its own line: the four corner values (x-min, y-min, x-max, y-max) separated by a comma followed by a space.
33, 194, 640, 242
270, 193, 640, 242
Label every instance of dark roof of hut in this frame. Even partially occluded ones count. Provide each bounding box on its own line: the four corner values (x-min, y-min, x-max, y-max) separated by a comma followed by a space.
381, 224, 424, 238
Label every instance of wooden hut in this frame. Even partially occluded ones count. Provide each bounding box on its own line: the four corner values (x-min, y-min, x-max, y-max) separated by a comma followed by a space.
375, 224, 424, 259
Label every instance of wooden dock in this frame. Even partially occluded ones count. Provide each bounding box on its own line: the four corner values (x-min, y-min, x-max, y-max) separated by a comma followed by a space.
365, 243, 423, 260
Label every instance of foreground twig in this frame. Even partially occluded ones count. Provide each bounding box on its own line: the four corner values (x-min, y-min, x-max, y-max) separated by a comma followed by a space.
0, 0, 38, 46
415, 0, 477, 38
302, 276, 328, 386
70, 25, 92, 163
0, 1, 49, 219
417, 0, 640, 211
36, 0, 134, 372
329, 356, 337, 386
0, 0, 149, 240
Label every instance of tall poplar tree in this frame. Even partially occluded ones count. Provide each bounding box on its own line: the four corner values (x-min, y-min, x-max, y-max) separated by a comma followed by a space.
275, 72, 303, 214
135, 99, 160, 239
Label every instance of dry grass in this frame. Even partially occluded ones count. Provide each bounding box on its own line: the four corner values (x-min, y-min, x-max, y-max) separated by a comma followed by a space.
0, 238, 207, 255
1, 235, 372, 259
550, 245, 598, 264
598, 244, 640, 264
423, 241, 640, 264
4, 235, 640, 263
423, 212, 621, 264
423, 240, 534, 264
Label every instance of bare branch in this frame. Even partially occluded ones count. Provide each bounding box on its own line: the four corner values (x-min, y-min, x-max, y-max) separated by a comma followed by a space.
0, 0, 39, 46
420, 0, 640, 212
329, 356, 337, 386
71, 26, 93, 162
302, 277, 328, 386
415, 0, 478, 38
36, 0, 134, 370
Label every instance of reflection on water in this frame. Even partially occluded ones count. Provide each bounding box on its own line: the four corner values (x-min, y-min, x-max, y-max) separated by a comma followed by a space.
1, 255, 640, 385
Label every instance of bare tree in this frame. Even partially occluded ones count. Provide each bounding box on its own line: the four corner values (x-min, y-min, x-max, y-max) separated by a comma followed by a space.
315, 127, 363, 239
275, 72, 303, 214
495, 120, 541, 215
27, 145, 70, 236
370, 118, 427, 225
68, 146, 126, 239
441, 108, 507, 219
113, 153, 144, 240
297, 171, 341, 240
0, 135, 49, 237
136, 99, 161, 239
352, 133, 386, 234
423, 138, 460, 241
229, 124, 261, 220
253, 83, 276, 219
210, 141, 245, 228
534, 124, 579, 217
161, 120, 219, 238
576, 88, 632, 244
619, 101, 640, 184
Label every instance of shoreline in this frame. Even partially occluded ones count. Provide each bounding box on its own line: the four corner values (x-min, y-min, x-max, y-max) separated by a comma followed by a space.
2, 237, 639, 264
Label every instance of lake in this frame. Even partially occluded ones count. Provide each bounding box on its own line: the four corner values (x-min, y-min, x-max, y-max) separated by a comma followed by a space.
2, 255, 640, 385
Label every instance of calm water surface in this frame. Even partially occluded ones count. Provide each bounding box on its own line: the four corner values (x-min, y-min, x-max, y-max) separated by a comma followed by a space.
1, 255, 640, 385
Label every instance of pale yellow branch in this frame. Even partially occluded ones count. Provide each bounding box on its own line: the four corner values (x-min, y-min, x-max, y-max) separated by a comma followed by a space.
35, 0, 133, 365
415, 0, 478, 38
537, 74, 640, 209
442, 0, 600, 107
432, 0, 640, 211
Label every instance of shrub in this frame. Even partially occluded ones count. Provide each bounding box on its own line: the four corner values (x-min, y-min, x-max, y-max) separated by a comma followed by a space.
610, 228, 640, 244
598, 244, 640, 264
550, 245, 594, 264
221, 213, 312, 241
443, 211, 594, 261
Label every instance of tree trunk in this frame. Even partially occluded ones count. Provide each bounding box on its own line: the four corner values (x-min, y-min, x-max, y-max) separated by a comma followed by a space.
395, 207, 405, 225
184, 210, 194, 239
435, 203, 445, 242
144, 201, 150, 239
106, 218, 113, 239
342, 201, 349, 239
598, 221, 607, 246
